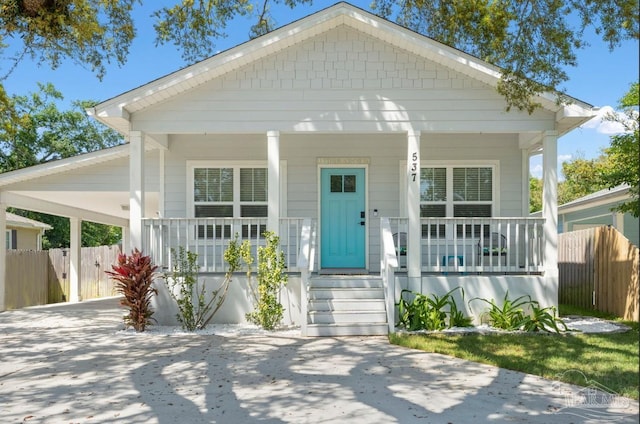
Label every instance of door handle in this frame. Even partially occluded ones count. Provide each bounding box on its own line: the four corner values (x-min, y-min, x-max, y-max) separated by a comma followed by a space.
360, 221, 365, 226
360, 211, 365, 218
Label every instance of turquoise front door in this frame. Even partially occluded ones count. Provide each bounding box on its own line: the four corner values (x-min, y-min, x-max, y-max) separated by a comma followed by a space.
321, 168, 366, 269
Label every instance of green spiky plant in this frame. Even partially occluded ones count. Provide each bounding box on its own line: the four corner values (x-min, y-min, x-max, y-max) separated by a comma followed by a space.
470, 291, 567, 333
106, 249, 158, 332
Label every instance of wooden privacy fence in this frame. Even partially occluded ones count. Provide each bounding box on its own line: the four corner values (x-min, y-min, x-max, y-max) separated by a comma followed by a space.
4, 245, 122, 309
559, 226, 639, 321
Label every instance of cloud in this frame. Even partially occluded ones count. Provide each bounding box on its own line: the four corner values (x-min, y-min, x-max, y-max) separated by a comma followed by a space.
581, 106, 628, 135
529, 154, 572, 180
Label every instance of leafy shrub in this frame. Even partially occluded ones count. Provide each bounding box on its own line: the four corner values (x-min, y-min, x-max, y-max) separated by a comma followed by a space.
165, 238, 249, 331
397, 287, 472, 331
106, 249, 158, 332
246, 231, 288, 330
470, 291, 567, 333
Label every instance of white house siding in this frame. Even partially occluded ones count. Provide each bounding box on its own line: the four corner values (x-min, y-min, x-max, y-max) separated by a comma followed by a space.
131, 25, 554, 134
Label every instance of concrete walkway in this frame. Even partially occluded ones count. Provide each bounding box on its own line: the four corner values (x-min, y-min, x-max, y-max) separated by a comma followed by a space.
0, 298, 637, 424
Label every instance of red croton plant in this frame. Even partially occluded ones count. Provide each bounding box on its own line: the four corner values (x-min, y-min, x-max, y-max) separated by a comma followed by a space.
106, 249, 158, 332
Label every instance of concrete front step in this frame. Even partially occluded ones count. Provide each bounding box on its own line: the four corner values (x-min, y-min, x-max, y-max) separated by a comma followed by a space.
308, 310, 387, 324
308, 277, 383, 289
305, 323, 389, 336
309, 299, 386, 311
308, 287, 384, 300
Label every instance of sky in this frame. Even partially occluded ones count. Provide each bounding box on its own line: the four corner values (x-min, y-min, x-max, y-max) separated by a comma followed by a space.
3, 0, 638, 179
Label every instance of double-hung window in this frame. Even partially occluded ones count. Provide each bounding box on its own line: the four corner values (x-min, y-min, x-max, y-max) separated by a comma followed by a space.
420, 164, 496, 238
191, 164, 267, 238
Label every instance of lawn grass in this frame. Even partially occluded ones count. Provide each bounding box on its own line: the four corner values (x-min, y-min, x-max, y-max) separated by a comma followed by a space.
389, 305, 640, 400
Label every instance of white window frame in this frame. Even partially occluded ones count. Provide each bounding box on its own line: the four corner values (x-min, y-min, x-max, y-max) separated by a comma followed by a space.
399, 160, 500, 217
187, 160, 287, 218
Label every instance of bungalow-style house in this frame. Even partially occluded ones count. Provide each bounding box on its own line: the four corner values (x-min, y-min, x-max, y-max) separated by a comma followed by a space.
0, 3, 594, 334
558, 184, 638, 247
5, 212, 51, 251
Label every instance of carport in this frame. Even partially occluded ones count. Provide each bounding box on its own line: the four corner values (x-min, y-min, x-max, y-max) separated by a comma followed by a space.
0, 143, 160, 310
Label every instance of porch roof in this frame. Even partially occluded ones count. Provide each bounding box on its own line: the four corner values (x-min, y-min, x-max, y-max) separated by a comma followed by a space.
88, 2, 594, 138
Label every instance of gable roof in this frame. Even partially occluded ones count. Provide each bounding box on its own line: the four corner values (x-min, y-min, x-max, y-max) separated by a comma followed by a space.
88, 2, 594, 136
6, 212, 52, 231
559, 184, 631, 214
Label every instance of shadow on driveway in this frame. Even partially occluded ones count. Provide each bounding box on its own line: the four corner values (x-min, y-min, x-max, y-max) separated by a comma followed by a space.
0, 298, 637, 423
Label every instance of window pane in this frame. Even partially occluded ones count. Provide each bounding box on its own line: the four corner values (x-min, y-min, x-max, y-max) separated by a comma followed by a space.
453, 204, 492, 217
479, 168, 493, 201
453, 168, 466, 201
195, 168, 234, 202
220, 168, 233, 202
344, 175, 356, 192
195, 205, 233, 217
241, 205, 268, 217
420, 205, 446, 217
331, 175, 343, 192
420, 168, 446, 201
466, 168, 479, 201
240, 168, 268, 202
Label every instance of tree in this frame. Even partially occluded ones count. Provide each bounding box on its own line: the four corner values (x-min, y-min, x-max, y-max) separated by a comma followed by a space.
372, 0, 639, 112
1, 1, 638, 115
529, 176, 542, 213
558, 155, 610, 205
600, 82, 639, 217
0, 82, 124, 247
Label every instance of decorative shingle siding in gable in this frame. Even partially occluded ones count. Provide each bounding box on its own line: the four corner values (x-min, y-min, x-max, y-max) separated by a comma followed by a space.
216, 26, 479, 92
131, 25, 555, 134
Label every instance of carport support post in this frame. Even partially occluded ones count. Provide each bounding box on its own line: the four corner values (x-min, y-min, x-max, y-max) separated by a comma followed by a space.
407, 130, 421, 292
0, 203, 6, 311
69, 217, 82, 303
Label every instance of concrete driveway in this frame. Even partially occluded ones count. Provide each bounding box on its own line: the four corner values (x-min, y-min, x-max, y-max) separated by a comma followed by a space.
0, 298, 637, 423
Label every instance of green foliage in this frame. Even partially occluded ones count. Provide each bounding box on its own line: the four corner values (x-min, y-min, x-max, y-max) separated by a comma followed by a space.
0, 0, 137, 81
601, 82, 639, 217
105, 249, 158, 332
246, 231, 287, 330
558, 155, 610, 205
165, 239, 249, 331
373, 0, 639, 112
0, 83, 122, 170
0, 83, 123, 248
470, 291, 567, 333
529, 176, 542, 213
397, 287, 472, 331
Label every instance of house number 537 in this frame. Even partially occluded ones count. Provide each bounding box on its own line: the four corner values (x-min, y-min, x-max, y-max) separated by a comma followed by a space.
410, 152, 418, 182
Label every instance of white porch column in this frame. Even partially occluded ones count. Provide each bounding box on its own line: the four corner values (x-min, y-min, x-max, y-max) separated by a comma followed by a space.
69, 217, 82, 303
522, 149, 531, 215
407, 130, 421, 290
542, 130, 559, 304
121, 227, 130, 256
267, 130, 280, 234
0, 203, 6, 311
129, 131, 145, 251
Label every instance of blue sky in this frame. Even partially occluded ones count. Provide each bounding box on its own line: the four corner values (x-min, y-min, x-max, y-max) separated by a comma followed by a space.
4, 0, 638, 178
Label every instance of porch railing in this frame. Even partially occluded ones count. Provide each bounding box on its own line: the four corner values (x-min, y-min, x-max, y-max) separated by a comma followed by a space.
142, 218, 312, 272
388, 217, 545, 274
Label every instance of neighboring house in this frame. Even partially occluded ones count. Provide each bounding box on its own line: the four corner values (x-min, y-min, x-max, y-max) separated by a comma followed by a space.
558, 184, 638, 247
5, 212, 51, 251
0, 3, 594, 334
